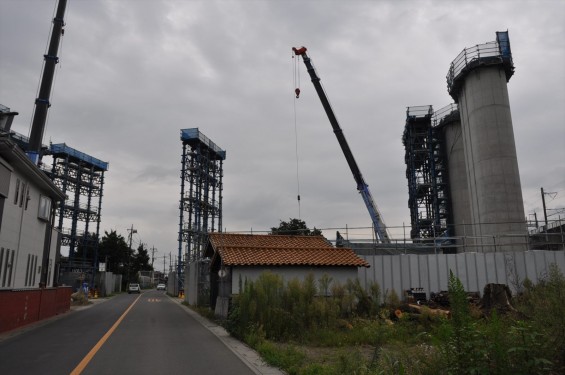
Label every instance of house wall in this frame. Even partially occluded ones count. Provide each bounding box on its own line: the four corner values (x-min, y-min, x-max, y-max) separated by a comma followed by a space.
0, 159, 56, 289
231, 266, 358, 295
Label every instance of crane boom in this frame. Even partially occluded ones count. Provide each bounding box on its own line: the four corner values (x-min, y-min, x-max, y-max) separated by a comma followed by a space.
293, 46, 391, 243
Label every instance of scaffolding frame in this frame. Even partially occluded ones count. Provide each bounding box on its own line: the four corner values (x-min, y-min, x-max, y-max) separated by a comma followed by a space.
403, 105, 453, 242
178, 128, 225, 293
45, 143, 108, 283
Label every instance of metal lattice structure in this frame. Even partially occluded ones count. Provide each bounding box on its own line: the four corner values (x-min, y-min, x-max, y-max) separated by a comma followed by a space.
45, 143, 108, 274
178, 128, 225, 282
403, 105, 453, 242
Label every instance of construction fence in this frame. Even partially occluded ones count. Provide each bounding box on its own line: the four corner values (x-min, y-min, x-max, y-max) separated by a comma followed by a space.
357, 250, 565, 300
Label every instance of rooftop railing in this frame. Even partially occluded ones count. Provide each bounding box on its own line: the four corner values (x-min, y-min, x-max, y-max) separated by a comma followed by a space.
50, 143, 109, 171
181, 128, 226, 159
406, 105, 433, 119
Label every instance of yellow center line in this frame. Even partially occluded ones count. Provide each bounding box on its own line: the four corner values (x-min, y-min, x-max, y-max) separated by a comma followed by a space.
70, 294, 142, 375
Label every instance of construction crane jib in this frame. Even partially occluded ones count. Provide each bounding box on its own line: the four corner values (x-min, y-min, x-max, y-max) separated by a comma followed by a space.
292, 46, 391, 243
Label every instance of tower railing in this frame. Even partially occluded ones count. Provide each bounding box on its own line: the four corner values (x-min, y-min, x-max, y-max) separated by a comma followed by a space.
432, 103, 458, 125
447, 41, 501, 88
447, 31, 515, 100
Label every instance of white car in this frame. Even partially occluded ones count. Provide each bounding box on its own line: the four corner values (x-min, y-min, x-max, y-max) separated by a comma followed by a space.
156, 283, 166, 291
128, 283, 141, 294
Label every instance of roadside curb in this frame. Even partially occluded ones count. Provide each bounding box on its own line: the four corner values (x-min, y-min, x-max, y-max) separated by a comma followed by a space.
170, 296, 285, 375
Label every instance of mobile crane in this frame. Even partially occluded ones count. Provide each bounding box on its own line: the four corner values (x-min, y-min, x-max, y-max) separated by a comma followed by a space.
292, 46, 391, 243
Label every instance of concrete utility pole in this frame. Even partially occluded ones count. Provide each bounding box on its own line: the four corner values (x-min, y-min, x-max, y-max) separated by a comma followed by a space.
127, 225, 137, 282
151, 246, 156, 285
28, 0, 67, 163
541, 187, 548, 228
127, 225, 137, 249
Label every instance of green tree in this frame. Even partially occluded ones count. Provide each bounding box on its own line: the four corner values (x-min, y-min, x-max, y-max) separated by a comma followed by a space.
270, 218, 322, 236
132, 243, 152, 273
97, 230, 132, 278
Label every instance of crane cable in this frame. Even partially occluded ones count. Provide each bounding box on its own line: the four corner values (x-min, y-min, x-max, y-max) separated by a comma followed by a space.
292, 52, 302, 219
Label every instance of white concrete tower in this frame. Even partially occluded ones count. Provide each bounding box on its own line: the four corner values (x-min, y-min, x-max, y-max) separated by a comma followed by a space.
439, 109, 473, 242
447, 31, 527, 252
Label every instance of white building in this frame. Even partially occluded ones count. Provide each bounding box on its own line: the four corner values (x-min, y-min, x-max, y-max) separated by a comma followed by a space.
0, 136, 65, 289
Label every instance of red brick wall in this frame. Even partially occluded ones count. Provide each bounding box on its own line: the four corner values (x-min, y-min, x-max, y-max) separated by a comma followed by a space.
0, 287, 72, 333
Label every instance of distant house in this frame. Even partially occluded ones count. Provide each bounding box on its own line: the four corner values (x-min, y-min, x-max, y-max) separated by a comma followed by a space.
0, 136, 65, 289
200, 233, 370, 317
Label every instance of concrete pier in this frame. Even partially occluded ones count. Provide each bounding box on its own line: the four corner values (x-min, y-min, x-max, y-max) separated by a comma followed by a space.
455, 62, 527, 251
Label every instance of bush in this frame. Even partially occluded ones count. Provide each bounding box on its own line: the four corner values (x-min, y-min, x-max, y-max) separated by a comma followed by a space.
227, 272, 385, 343
434, 269, 561, 375
213, 266, 565, 375
514, 263, 565, 373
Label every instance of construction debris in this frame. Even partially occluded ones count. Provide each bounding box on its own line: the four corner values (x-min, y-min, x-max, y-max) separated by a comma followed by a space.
407, 303, 450, 318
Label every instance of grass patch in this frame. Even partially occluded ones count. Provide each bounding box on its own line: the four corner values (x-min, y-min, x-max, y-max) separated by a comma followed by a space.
185, 266, 565, 375
182, 301, 217, 321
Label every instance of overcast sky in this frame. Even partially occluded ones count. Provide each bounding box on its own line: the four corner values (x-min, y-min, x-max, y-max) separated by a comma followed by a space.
1, 0, 564, 260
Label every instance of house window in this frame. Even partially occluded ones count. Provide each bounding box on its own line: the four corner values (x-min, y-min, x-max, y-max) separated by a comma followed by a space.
24, 254, 38, 287
0, 196, 4, 232
47, 259, 52, 286
25, 185, 30, 210
0, 248, 4, 284
32, 256, 38, 286
19, 182, 27, 207
38, 195, 51, 221
1, 249, 14, 288
14, 178, 20, 204
0, 163, 9, 231
25, 254, 31, 286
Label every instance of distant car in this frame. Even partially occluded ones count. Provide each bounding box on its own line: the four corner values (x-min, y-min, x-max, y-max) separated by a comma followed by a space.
128, 283, 141, 294
156, 283, 166, 291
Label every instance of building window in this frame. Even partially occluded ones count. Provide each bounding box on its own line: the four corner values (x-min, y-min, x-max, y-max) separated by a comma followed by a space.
25, 185, 30, 210
47, 259, 52, 286
14, 178, 20, 204
0, 248, 4, 283
24, 254, 38, 287
25, 254, 31, 286
32, 256, 38, 286
19, 182, 26, 207
0, 163, 9, 231
38, 195, 51, 221
1, 249, 14, 288
0, 196, 4, 232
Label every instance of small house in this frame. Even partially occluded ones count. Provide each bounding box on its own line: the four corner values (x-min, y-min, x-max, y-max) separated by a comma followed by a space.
202, 233, 370, 317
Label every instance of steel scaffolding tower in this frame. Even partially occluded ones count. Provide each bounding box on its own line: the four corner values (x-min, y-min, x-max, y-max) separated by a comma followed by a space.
403, 106, 453, 243
45, 143, 108, 280
178, 128, 225, 277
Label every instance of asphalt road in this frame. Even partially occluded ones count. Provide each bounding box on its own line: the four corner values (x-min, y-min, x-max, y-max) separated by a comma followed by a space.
0, 291, 262, 375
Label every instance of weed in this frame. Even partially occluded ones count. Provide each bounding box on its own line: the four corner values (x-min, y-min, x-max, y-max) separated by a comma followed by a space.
224, 267, 564, 375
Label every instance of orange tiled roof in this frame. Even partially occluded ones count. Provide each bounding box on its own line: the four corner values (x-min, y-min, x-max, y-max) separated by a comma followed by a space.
208, 233, 369, 268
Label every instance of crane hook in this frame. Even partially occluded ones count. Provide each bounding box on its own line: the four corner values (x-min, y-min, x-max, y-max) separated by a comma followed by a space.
295, 88, 301, 98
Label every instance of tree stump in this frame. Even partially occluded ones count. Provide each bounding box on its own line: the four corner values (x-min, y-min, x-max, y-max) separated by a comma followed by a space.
481, 283, 516, 315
